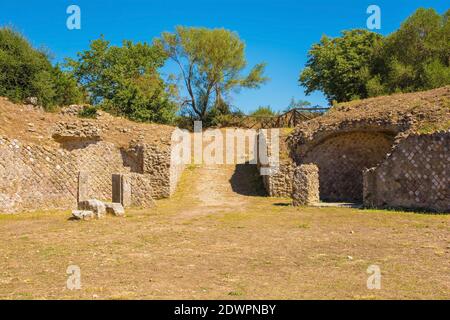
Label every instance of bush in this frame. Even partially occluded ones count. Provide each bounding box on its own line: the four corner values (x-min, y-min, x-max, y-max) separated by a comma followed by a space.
78, 105, 98, 118
250, 106, 276, 117
0, 27, 83, 109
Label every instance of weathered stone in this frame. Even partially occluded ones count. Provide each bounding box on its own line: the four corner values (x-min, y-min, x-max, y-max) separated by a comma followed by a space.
25, 97, 38, 106
363, 131, 450, 212
52, 121, 102, 143
60, 105, 85, 116
112, 174, 122, 204
77, 171, 90, 203
72, 210, 95, 220
292, 164, 320, 206
105, 202, 125, 217
78, 199, 106, 217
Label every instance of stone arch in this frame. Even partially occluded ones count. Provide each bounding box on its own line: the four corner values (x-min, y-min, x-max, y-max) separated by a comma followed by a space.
298, 130, 397, 202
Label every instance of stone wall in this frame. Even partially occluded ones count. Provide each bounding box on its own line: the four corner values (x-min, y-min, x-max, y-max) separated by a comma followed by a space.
257, 129, 295, 198
300, 131, 395, 202
0, 134, 184, 213
0, 137, 131, 213
363, 131, 450, 213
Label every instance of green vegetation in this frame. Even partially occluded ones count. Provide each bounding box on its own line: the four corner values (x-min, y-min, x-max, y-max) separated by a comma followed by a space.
66, 36, 177, 124
78, 105, 98, 118
1, 8, 448, 125
300, 8, 450, 103
0, 27, 83, 109
156, 26, 269, 122
250, 106, 277, 117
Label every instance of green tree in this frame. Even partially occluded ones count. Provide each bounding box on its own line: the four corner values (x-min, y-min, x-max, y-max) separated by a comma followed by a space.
66, 36, 177, 124
377, 8, 450, 92
0, 27, 82, 109
155, 26, 269, 121
299, 29, 383, 103
299, 8, 450, 103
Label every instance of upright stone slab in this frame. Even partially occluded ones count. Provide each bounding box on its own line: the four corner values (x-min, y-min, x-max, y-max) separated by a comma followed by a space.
121, 175, 132, 207
292, 164, 320, 206
77, 171, 90, 203
112, 174, 122, 204
112, 174, 132, 207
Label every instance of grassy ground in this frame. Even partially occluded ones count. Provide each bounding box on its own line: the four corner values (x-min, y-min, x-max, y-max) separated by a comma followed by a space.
0, 165, 449, 300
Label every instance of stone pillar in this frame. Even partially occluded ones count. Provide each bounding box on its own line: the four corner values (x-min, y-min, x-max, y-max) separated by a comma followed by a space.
121, 175, 132, 207
77, 171, 90, 203
112, 174, 132, 207
362, 167, 378, 207
112, 174, 122, 203
292, 164, 320, 206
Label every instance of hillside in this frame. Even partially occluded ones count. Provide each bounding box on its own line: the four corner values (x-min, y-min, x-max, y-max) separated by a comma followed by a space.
289, 86, 450, 146
0, 97, 175, 148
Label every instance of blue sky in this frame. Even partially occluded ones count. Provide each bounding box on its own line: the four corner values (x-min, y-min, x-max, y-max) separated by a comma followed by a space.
1, 0, 448, 113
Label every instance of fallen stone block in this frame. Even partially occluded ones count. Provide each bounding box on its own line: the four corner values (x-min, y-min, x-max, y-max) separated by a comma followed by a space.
105, 202, 125, 217
72, 210, 95, 220
78, 199, 106, 218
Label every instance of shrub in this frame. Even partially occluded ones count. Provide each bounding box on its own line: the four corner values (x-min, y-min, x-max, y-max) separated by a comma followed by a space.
0, 27, 83, 109
78, 105, 98, 118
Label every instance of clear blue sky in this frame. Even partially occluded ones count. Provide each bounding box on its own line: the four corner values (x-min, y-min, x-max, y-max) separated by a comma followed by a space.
1, 0, 448, 113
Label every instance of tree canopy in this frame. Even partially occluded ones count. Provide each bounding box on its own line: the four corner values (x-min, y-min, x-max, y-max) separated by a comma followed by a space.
0, 27, 82, 109
299, 29, 383, 103
155, 26, 269, 121
299, 8, 450, 104
66, 36, 177, 124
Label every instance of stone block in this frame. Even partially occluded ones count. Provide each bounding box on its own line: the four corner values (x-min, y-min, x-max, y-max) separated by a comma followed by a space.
292, 164, 320, 206
77, 171, 90, 203
78, 199, 106, 218
72, 210, 95, 220
105, 202, 125, 217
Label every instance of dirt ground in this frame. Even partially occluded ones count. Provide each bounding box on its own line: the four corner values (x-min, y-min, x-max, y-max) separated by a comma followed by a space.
0, 163, 449, 300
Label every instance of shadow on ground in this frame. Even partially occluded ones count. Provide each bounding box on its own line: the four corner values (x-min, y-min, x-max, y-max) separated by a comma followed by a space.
229, 163, 266, 197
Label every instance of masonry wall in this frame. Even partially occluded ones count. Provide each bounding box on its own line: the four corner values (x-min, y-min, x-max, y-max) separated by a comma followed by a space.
301, 131, 395, 202
257, 129, 295, 198
0, 137, 184, 213
0, 138, 132, 213
363, 131, 450, 212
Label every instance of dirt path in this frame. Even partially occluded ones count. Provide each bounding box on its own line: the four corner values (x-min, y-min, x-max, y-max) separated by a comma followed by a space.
172, 163, 265, 219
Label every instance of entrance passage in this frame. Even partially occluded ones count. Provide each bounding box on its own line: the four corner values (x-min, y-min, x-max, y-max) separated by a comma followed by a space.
302, 131, 395, 202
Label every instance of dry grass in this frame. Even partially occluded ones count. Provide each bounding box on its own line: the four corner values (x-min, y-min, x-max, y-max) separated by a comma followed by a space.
0, 165, 449, 300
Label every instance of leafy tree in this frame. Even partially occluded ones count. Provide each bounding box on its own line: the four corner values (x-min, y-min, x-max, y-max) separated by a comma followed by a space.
299, 8, 450, 103
0, 27, 82, 109
66, 36, 177, 124
299, 29, 383, 103
376, 8, 450, 92
155, 26, 269, 121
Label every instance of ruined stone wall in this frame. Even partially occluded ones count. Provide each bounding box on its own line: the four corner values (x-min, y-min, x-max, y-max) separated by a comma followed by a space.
260, 164, 295, 198
141, 144, 185, 198
363, 131, 449, 212
0, 136, 184, 213
300, 131, 395, 202
257, 129, 295, 198
0, 137, 133, 213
